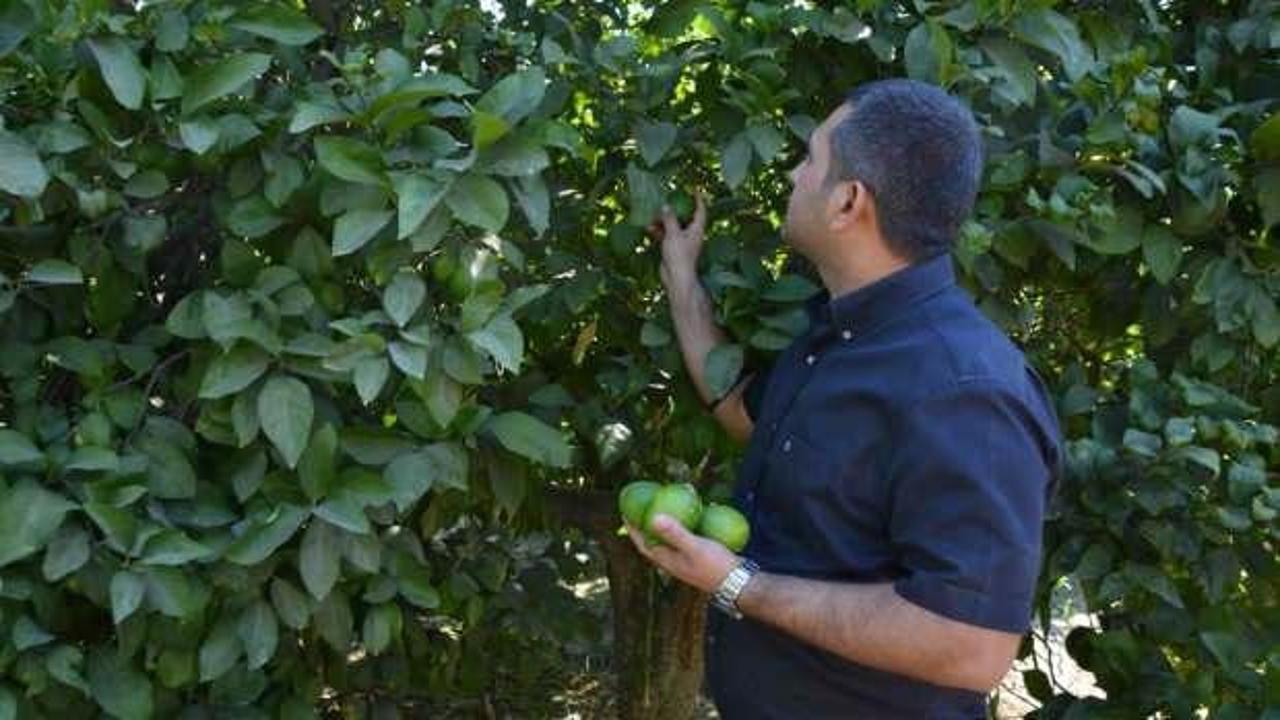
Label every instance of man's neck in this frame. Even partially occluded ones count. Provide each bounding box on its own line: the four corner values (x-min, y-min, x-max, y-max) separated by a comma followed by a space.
815, 247, 911, 298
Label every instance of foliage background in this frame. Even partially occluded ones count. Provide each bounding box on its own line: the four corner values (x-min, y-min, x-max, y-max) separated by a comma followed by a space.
0, 0, 1276, 718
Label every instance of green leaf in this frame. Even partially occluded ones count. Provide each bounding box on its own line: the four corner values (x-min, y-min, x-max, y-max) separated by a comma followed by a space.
1169, 106, 1221, 149
0, 0, 35, 56
333, 208, 394, 257
141, 530, 212, 566
110, 571, 146, 624
0, 428, 43, 465
315, 136, 386, 186
199, 619, 241, 682
467, 315, 523, 373
1258, 167, 1280, 228
482, 135, 550, 176
626, 163, 663, 227
314, 589, 353, 651
230, 5, 324, 45
384, 451, 435, 513
199, 345, 270, 399
232, 390, 260, 446
46, 644, 90, 695
87, 37, 146, 110
1251, 112, 1280, 163
27, 259, 84, 285
178, 117, 220, 154
0, 128, 48, 197
904, 21, 950, 84
0, 482, 76, 567
762, 274, 819, 302
43, 527, 90, 581
155, 9, 189, 52
488, 412, 572, 468
1249, 286, 1280, 348
137, 434, 196, 499
289, 101, 349, 134
1012, 8, 1093, 82
227, 195, 285, 238
314, 496, 371, 534
635, 120, 678, 166
705, 344, 745, 400
362, 603, 402, 655
393, 173, 447, 239
299, 424, 338, 502
258, 376, 314, 467
383, 272, 426, 327
475, 67, 546, 123
1130, 565, 1184, 608
1142, 225, 1183, 285
354, 356, 390, 405
511, 174, 550, 236
472, 110, 511, 149
300, 519, 341, 600
237, 600, 279, 670
446, 174, 509, 232
388, 341, 427, 379
722, 131, 752, 189
88, 648, 153, 720
224, 505, 307, 565
123, 214, 167, 254
270, 578, 311, 630
144, 567, 210, 619
746, 123, 786, 163
181, 53, 272, 115
981, 38, 1036, 107
13, 615, 53, 650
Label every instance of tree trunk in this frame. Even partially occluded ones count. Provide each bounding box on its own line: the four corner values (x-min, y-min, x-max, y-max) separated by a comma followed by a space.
547, 489, 708, 720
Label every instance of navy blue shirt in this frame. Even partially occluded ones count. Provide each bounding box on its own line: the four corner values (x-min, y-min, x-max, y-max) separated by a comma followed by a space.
707, 253, 1061, 719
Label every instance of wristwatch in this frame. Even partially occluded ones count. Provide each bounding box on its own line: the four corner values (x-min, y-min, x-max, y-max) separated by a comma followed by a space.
711, 557, 760, 620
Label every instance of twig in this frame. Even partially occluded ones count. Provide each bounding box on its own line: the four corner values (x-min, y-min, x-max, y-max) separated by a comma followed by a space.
105, 349, 190, 394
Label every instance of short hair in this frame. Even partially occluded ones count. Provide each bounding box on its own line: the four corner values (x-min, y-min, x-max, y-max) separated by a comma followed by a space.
827, 79, 983, 261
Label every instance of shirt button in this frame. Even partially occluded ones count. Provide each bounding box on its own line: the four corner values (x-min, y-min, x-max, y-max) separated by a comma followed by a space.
805, 354, 816, 365
841, 329, 853, 340
782, 439, 792, 453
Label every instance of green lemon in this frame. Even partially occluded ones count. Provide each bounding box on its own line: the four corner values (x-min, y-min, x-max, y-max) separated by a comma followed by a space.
431, 252, 457, 285
697, 503, 751, 552
666, 190, 695, 224
618, 480, 661, 528
446, 267, 472, 300
643, 483, 703, 542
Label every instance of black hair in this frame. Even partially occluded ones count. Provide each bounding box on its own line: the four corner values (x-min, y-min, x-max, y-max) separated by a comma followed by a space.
827, 79, 983, 261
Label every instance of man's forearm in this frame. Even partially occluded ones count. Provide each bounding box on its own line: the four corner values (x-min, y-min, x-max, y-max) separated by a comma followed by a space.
665, 269, 729, 406
736, 573, 1018, 693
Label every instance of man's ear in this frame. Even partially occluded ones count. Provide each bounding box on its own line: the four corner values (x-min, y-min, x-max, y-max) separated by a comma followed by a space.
828, 179, 861, 231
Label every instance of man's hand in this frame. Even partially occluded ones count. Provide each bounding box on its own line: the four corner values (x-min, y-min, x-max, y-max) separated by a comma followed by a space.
626, 513, 738, 594
650, 191, 708, 289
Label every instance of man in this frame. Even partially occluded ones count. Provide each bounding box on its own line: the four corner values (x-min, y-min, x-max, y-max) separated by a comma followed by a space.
630, 79, 1062, 718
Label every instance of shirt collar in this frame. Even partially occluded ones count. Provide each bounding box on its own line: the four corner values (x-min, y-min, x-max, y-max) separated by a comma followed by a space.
805, 253, 956, 335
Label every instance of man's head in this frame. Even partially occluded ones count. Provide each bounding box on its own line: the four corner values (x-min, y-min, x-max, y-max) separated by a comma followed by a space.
783, 79, 983, 267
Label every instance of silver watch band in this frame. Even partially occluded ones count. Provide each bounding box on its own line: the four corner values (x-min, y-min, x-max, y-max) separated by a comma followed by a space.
711, 558, 759, 620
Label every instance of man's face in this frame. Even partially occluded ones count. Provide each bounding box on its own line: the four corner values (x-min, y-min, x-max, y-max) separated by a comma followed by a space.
783, 104, 852, 255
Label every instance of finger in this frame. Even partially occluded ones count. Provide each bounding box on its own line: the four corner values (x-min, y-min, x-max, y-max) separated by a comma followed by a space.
645, 219, 664, 241
626, 526, 652, 557
691, 190, 708, 233
649, 514, 697, 552
659, 206, 679, 237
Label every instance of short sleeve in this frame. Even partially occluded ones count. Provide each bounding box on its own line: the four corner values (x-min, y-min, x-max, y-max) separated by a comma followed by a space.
742, 363, 773, 423
887, 381, 1055, 633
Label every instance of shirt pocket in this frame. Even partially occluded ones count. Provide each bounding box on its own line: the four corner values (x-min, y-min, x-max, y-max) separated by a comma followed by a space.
760, 431, 891, 575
